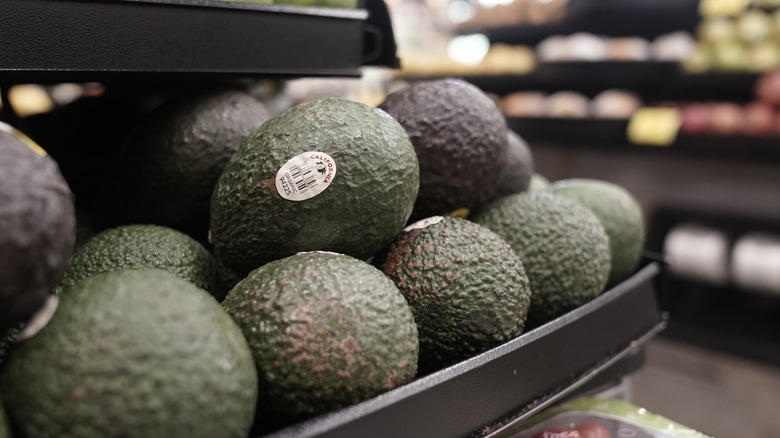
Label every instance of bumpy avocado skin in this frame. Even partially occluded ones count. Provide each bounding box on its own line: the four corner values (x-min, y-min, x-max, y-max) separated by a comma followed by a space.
57, 224, 222, 300
375, 216, 532, 375
0, 125, 76, 333
222, 252, 418, 425
472, 191, 611, 328
551, 178, 646, 287
0, 269, 258, 438
379, 78, 508, 222
211, 97, 420, 275
109, 89, 270, 241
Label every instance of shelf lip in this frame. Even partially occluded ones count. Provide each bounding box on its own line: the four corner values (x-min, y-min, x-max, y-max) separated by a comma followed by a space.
259, 261, 664, 438
117, 0, 369, 19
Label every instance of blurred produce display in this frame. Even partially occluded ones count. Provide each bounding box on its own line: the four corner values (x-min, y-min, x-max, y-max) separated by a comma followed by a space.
501, 88, 643, 119
684, 3, 780, 72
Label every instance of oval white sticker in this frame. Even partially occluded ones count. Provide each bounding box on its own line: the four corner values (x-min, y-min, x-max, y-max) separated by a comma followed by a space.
275, 151, 337, 201
403, 216, 444, 232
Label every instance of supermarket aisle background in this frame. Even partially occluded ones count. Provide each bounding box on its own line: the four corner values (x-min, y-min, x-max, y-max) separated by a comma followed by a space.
631, 337, 780, 438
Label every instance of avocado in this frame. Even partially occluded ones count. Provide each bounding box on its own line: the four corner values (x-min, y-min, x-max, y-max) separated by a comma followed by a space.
529, 173, 551, 192
472, 191, 611, 328
378, 78, 508, 222
0, 269, 257, 438
210, 97, 419, 275
57, 224, 222, 300
222, 251, 418, 425
375, 216, 531, 374
108, 88, 270, 241
0, 122, 75, 333
493, 130, 535, 199
550, 178, 646, 286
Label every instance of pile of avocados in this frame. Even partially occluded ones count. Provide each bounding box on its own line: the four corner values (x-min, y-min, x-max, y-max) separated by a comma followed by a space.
0, 78, 647, 437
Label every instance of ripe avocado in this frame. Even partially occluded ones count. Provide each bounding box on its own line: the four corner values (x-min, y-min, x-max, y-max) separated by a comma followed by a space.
0, 122, 75, 333
379, 78, 508, 222
0, 269, 257, 438
210, 97, 419, 275
108, 88, 270, 240
493, 130, 535, 198
550, 178, 646, 287
472, 191, 611, 328
57, 224, 222, 300
222, 251, 418, 424
375, 216, 531, 374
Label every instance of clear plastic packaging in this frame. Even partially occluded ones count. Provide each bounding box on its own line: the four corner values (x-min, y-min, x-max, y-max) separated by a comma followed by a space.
495, 397, 713, 438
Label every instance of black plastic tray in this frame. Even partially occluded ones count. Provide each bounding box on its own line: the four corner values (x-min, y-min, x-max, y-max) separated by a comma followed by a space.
0, 0, 394, 82
260, 261, 666, 438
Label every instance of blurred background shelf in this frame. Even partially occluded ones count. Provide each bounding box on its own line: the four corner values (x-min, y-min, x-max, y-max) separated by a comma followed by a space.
506, 116, 780, 162
456, 68, 760, 102
462, 0, 700, 45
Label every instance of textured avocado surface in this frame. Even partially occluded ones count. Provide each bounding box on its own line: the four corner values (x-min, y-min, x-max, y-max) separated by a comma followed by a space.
0, 123, 75, 333
472, 191, 611, 328
210, 97, 420, 275
222, 251, 418, 424
379, 78, 508, 222
109, 88, 270, 241
493, 130, 534, 199
375, 216, 531, 374
0, 269, 258, 438
551, 178, 645, 287
57, 224, 222, 300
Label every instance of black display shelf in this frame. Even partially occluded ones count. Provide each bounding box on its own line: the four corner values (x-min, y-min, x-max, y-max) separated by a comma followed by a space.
647, 207, 780, 366
458, 62, 679, 98
468, 0, 699, 46
508, 117, 629, 145
507, 116, 780, 162
258, 260, 665, 438
460, 66, 759, 103
0, 0, 398, 82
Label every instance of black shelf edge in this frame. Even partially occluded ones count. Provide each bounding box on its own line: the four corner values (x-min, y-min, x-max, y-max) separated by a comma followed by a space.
0, 0, 393, 82
507, 116, 780, 163
456, 65, 758, 103
258, 261, 664, 438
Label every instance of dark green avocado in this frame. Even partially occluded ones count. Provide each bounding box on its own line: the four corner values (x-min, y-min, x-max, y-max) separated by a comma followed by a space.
1, 269, 258, 438
472, 191, 611, 328
222, 251, 418, 425
57, 224, 222, 300
550, 178, 646, 287
379, 78, 508, 222
0, 122, 75, 333
108, 88, 270, 241
375, 216, 531, 375
493, 130, 534, 199
210, 97, 420, 275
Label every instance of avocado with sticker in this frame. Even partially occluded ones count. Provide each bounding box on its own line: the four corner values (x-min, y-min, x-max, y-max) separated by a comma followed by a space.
210, 97, 420, 275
